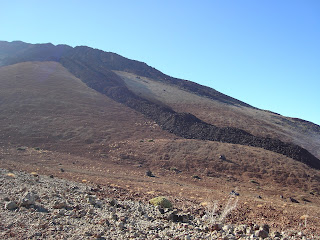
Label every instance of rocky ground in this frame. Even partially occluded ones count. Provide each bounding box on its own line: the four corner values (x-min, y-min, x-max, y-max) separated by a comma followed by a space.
1, 168, 318, 240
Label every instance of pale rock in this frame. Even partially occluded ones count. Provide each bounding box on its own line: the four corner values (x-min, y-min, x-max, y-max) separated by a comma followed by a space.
20, 192, 38, 206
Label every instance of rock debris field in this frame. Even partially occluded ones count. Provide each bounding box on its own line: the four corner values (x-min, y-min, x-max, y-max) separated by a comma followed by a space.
0, 168, 316, 239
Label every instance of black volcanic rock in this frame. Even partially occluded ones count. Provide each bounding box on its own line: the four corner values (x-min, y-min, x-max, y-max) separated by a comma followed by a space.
0, 40, 319, 170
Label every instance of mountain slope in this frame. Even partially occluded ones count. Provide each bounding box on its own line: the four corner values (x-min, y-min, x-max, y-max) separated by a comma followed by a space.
0, 61, 172, 155
0, 40, 319, 169
115, 71, 320, 160
1, 41, 320, 237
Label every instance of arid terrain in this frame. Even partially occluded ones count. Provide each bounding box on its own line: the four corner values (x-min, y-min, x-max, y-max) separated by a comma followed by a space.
0, 41, 320, 238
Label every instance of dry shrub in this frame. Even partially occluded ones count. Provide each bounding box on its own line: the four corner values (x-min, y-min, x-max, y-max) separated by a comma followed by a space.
205, 193, 239, 224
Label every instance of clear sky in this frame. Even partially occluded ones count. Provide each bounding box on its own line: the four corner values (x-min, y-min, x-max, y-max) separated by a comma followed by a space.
1, 0, 320, 125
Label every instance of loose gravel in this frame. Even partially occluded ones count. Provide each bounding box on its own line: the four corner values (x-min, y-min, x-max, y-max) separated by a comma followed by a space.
0, 169, 316, 239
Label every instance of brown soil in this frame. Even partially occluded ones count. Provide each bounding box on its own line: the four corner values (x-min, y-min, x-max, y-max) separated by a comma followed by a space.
0, 53, 320, 237
1, 144, 320, 237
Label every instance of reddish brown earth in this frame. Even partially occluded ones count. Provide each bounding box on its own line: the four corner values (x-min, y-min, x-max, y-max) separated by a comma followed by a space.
0, 51, 320, 237
1, 144, 320, 237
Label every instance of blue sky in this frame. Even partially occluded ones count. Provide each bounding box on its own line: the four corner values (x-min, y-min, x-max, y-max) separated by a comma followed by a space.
1, 0, 320, 125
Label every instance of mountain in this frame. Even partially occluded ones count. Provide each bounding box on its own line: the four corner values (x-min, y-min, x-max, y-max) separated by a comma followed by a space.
1, 41, 320, 233
1, 40, 319, 169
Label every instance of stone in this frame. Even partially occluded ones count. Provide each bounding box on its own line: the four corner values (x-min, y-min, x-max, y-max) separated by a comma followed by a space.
86, 195, 96, 205
146, 170, 154, 177
87, 208, 95, 214
95, 201, 103, 208
234, 226, 244, 235
110, 214, 118, 221
253, 224, 260, 230
157, 206, 165, 214
20, 192, 38, 206
289, 197, 299, 203
5, 201, 18, 210
3, 196, 10, 201
149, 196, 172, 208
210, 223, 222, 231
53, 201, 67, 209
169, 212, 177, 222
117, 222, 124, 230
192, 175, 201, 179
301, 197, 311, 202
272, 231, 281, 237
222, 224, 234, 232
260, 224, 270, 233
109, 199, 117, 206
58, 209, 66, 216
255, 229, 269, 239
35, 205, 49, 213
230, 190, 240, 196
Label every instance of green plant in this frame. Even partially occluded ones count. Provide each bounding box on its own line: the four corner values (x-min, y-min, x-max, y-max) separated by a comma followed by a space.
17, 146, 27, 151
149, 196, 172, 208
